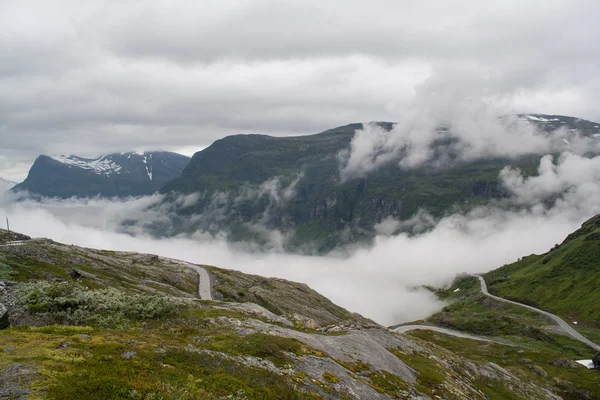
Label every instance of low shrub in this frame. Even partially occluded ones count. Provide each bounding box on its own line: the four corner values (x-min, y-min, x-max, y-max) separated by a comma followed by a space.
15, 281, 181, 327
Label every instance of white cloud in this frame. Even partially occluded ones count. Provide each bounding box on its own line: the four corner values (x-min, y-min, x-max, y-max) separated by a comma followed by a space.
2, 0, 600, 180
3, 152, 600, 325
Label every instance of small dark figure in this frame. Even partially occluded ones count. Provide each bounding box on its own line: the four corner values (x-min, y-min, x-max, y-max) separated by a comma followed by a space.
593, 353, 600, 369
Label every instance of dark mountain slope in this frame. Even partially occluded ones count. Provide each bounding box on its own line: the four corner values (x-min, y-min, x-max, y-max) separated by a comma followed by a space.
160, 115, 600, 251
13, 151, 189, 198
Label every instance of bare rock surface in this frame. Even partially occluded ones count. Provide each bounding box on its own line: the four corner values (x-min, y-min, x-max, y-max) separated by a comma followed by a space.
0, 302, 8, 329
0, 362, 38, 399
295, 355, 400, 400
220, 302, 293, 326
240, 318, 416, 382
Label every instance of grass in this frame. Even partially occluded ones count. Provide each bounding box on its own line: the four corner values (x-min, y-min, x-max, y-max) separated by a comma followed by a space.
407, 330, 600, 400
1, 243, 198, 298
208, 333, 304, 367
387, 347, 447, 397
0, 304, 323, 400
429, 276, 553, 336
427, 276, 598, 357
485, 215, 600, 327
363, 370, 409, 396
46, 345, 306, 399
322, 372, 338, 383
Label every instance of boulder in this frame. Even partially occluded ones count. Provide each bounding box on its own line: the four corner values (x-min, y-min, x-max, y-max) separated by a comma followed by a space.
69, 269, 96, 280
0, 303, 9, 329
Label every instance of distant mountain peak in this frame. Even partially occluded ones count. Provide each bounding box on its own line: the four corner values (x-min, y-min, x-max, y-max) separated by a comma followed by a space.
13, 151, 190, 198
50, 154, 124, 176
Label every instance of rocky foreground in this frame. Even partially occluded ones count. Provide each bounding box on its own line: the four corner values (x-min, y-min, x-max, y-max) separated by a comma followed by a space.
0, 231, 599, 399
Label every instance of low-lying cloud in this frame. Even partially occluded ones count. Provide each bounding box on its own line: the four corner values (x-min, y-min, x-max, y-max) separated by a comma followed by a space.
338, 66, 600, 181
3, 152, 600, 325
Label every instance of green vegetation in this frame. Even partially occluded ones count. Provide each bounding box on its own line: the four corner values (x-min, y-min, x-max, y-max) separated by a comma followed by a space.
15, 281, 180, 327
409, 330, 600, 400
485, 214, 600, 327
363, 370, 408, 396
430, 276, 554, 337
322, 371, 338, 383
427, 275, 598, 356
159, 122, 567, 252
3, 229, 600, 399
389, 348, 445, 389
209, 333, 304, 367
0, 328, 312, 400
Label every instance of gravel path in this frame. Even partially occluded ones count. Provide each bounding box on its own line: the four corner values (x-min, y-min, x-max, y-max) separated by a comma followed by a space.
163, 258, 213, 300
475, 275, 600, 352
393, 324, 514, 345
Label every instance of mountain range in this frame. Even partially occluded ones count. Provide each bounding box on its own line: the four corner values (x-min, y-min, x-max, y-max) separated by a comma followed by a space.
159, 114, 600, 251
12, 152, 190, 198
8, 114, 600, 251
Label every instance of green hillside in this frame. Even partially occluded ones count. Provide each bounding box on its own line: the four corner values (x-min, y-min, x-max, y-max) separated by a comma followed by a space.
161, 118, 598, 252
3, 232, 600, 399
485, 214, 600, 328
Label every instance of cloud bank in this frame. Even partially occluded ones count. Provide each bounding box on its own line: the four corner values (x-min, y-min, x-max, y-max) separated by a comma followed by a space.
3, 0, 600, 180
3, 152, 600, 325
338, 66, 600, 180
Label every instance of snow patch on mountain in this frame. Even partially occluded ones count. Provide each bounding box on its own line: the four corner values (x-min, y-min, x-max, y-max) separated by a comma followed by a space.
142, 155, 153, 180
526, 115, 560, 122
51, 155, 123, 175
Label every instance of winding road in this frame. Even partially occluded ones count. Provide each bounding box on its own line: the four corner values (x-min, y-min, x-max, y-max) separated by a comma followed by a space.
164, 258, 213, 300
393, 275, 600, 352
393, 324, 512, 345
0, 242, 214, 301
474, 275, 600, 352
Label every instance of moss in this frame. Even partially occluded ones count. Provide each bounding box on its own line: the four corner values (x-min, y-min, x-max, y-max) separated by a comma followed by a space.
408, 330, 600, 399
209, 333, 304, 367
336, 360, 370, 373
0, 326, 314, 400
364, 370, 409, 395
475, 378, 533, 400
46, 347, 308, 400
388, 348, 445, 390
322, 371, 338, 383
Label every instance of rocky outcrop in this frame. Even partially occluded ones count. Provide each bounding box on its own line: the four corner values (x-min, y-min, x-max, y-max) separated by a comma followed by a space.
0, 302, 9, 329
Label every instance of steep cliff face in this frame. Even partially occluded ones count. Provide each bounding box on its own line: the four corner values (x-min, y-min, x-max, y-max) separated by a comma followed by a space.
13, 151, 189, 198
159, 115, 600, 251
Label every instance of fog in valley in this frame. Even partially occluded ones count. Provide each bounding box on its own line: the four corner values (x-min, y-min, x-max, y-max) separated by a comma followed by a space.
2, 0, 600, 327
3, 147, 600, 325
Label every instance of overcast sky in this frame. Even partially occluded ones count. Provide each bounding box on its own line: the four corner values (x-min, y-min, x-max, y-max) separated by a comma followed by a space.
2, 0, 600, 181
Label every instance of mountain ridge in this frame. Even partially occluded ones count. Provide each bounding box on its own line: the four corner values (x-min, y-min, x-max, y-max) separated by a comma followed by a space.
12, 151, 190, 199
158, 114, 600, 251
